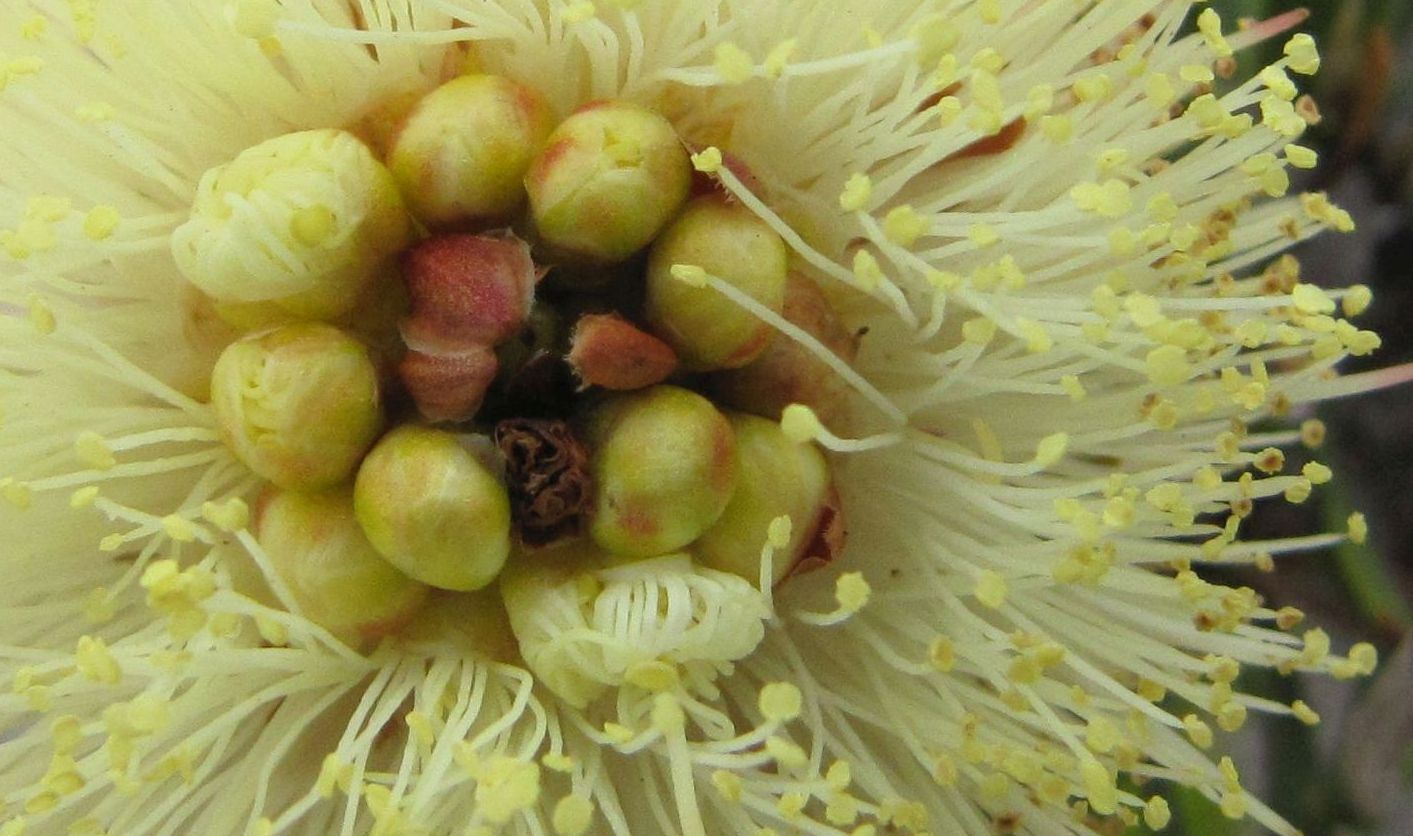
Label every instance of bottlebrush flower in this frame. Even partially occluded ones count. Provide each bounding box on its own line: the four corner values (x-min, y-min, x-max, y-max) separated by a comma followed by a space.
0, 2, 1396, 834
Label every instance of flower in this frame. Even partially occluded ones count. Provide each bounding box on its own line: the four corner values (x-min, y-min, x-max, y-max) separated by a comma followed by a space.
0, 2, 1395, 834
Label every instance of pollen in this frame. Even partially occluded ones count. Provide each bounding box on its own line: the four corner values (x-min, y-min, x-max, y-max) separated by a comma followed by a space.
974, 570, 1008, 609
838, 173, 873, 212
714, 42, 755, 84
834, 572, 871, 613
759, 682, 803, 723
690, 146, 723, 173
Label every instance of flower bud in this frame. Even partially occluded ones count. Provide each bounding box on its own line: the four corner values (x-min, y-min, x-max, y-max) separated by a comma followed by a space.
254, 488, 428, 643
398, 233, 540, 422
586, 385, 736, 557
567, 312, 678, 391
172, 129, 409, 320
693, 413, 837, 588
500, 543, 767, 707
525, 101, 691, 264
399, 346, 499, 424
644, 196, 788, 370
210, 323, 383, 490
388, 74, 554, 227
354, 426, 512, 591
710, 272, 859, 425
401, 233, 539, 351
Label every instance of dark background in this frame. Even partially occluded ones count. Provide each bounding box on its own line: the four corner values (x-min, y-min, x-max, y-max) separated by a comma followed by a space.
1161, 2, 1413, 834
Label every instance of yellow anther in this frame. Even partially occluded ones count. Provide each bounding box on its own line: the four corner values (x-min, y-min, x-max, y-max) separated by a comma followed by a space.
883, 205, 929, 246
552, 795, 594, 835
690, 146, 722, 174
779, 403, 822, 444
1071, 179, 1133, 218
759, 682, 803, 722
1284, 33, 1320, 75
75, 635, 121, 684
839, 173, 873, 212
711, 769, 743, 802
1034, 432, 1068, 467
714, 42, 754, 84
974, 570, 1008, 609
835, 572, 871, 612
228, 0, 280, 39
74, 431, 117, 470
83, 206, 121, 240
624, 660, 679, 693
1347, 512, 1368, 544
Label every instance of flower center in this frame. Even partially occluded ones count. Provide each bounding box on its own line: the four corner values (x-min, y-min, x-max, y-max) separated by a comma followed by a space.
173, 69, 851, 702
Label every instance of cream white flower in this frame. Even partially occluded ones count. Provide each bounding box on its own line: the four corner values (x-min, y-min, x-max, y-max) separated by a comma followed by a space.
0, 2, 1394, 834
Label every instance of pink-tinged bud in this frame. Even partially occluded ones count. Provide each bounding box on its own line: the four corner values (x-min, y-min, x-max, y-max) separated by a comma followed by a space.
525, 100, 691, 265
387, 75, 555, 227
644, 195, 788, 370
585, 385, 737, 558
254, 487, 429, 646
693, 413, 838, 588
399, 346, 499, 423
400, 233, 539, 351
710, 272, 859, 426
567, 313, 679, 391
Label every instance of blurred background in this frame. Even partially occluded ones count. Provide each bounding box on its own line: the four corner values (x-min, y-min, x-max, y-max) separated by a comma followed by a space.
1162, 2, 1413, 834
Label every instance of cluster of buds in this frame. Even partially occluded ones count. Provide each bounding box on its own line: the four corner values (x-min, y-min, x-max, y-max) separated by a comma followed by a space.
178, 69, 856, 661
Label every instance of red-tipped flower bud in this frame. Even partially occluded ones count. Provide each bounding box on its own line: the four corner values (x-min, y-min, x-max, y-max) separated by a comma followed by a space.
388, 75, 555, 227
525, 101, 691, 264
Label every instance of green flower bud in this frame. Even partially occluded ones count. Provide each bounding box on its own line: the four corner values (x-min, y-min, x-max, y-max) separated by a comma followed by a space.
644, 196, 788, 370
255, 488, 428, 643
587, 385, 736, 557
525, 101, 691, 264
172, 129, 409, 320
388, 75, 555, 227
210, 323, 383, 491
694, 413, 833, 588
353, 426, 512, 591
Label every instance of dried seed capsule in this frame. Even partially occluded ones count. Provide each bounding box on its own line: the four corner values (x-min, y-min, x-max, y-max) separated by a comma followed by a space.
172, 129, 409, 320
644, 195, 788, 370
567, 312, 679, 391
693, 412, 838, 588
353, 426, 512, 591
586, 385, 736, 557
388, 75, 555, 227
525, 101, 691, 264
255, 488, 428, 643
210, 323, 383, 491
709, 271, 859, 426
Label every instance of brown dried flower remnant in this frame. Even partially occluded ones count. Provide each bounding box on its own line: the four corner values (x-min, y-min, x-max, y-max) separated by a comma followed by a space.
495, 419, 593, 547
